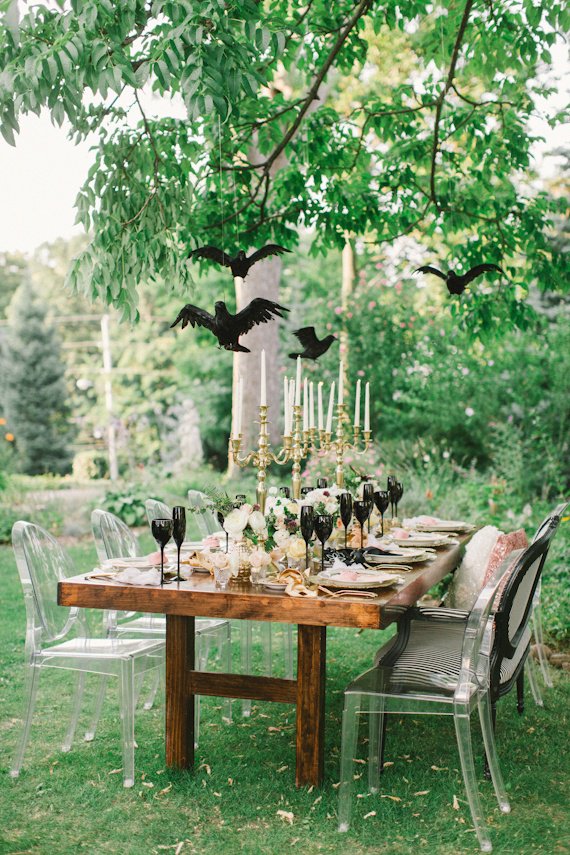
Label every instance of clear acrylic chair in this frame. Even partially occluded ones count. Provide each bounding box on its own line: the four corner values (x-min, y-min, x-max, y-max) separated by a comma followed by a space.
338, 504, 566, 851
92, 508, 232, 737
9, 521, 164, 789
528, 513, 558, 692
187, 489, 220, 537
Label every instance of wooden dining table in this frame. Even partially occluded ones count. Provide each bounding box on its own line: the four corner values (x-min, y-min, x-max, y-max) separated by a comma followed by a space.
58, 535, 469, 788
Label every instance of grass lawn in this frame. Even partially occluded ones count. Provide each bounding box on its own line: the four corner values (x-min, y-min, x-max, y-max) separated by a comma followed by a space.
0, 540, 568, 855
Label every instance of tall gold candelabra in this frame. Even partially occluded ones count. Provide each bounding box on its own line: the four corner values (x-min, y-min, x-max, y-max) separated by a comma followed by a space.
229, 401, 372, 504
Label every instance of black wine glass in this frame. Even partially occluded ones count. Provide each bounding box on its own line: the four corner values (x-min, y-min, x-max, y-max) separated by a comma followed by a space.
300, 505, 314, 571
217, 510, 229, 553
313, 513, 334, 575
394, 481, 404, 518
362, 482, 375, 533
387, 475, 397, 517
388, 482, 400, 520
235, 493, 247, 504
339, 492, 353, 548
374, 490, 390, 536
317, 477, 328, 489
353, 500, 369, 549
279, 486, 291, 499
151, 518, 173, 586
172, 506, 186, 584
301, 485, 315, 497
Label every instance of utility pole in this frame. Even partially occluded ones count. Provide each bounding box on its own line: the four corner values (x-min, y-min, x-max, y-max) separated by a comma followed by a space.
100, 314, 119, 480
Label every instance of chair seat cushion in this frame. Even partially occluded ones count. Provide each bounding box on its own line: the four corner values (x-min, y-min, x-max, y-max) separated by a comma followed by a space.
365, 609, 530, 699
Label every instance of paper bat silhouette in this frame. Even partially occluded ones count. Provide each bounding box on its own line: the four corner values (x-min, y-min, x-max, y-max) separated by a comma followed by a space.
414, 263, 505, 295
189, 245, 291, 283
288, 327, 337, 360
170, 299, 289, 352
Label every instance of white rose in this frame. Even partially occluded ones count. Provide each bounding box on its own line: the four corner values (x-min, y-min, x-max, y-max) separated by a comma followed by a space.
223, 507, 249, 536
268, 487, 278, 496
250, 548, 271, 568
325, 500, 338, 514
287, 537, 306, 560
242, 503, 253, 515
287, 501, 300, 515
248, 510, 266, 533
274, 529, 291, 548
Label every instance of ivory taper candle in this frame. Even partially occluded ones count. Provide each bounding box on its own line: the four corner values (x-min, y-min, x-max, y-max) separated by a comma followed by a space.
354, 378, 361, 428
326, 382, 335, 434
364, 382, 370, 432
260, 349, 266, 406
295, 357, 302, 406
309, 382, 315, 430
317, 382, 324, 431
303, 377, 308, 431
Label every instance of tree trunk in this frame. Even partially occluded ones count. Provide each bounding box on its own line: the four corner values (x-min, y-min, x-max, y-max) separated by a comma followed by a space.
228, 255, 284, 475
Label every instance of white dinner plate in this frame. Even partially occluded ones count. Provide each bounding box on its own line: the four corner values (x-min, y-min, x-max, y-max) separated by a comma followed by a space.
415, 521, 473, 532
311, 568, 403, 589
263, 581, 287, 591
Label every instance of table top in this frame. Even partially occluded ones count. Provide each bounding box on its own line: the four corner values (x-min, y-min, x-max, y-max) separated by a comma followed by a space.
58, 535, 470, 630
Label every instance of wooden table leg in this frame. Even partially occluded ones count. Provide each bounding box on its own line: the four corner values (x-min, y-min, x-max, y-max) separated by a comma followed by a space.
166, 614, 195, 769
296, 624, 326, 787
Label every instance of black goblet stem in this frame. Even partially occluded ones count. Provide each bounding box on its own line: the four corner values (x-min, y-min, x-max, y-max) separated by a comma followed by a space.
160, 545, 165, 587
225, 532, 229, 553
176, 544, 181, 586
380, 512, 384, 537
360, 523, 364, 549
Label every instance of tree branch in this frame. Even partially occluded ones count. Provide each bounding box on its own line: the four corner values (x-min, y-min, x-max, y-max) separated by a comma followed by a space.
429, 0, 474, 205
263, 0, 375, 171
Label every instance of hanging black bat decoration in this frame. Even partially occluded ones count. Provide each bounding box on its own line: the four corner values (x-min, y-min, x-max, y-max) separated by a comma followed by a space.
413, 263, 505, 295
170, 299, 289, 353
189, 245, 291, 283
288, 326, 337, 361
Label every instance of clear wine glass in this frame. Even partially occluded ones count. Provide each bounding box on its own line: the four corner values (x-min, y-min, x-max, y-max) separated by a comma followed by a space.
300, 505, 314, 572
339, 492, 353, 548
172, 506, 186, 585
151, 518, 174, 586
374, 490, 390, 536
317, 478, 328, 489
362, 482, 375, 533
313, 514, 334, 575
353, 501, 369, 549
217, 510, 229, 553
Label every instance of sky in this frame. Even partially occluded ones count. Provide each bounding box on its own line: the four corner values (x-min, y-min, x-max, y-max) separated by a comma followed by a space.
0, 44, 568, 255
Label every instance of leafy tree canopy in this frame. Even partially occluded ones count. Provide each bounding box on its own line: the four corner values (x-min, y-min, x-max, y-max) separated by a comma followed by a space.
0, 0, 568, 330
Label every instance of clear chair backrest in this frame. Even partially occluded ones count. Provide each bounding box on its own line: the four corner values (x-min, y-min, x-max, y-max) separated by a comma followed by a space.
494, 503, 566, 661
145, 499, 171, 528
187, 490, 218, 536
91, 509, 140, 564
12, 521, 78, 644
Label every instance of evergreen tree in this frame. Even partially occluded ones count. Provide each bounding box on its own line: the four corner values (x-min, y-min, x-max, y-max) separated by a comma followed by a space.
2, 283, 74, 475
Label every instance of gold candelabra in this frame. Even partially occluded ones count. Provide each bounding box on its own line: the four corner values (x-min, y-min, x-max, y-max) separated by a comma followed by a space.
229, 402, 372, 504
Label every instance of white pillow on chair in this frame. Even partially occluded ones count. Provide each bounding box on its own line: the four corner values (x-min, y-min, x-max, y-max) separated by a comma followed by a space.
446, 525, 502, 610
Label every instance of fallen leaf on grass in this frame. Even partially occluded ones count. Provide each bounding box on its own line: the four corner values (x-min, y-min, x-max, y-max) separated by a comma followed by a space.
452, 795, 460, 810
175, 844, 184, 855
381, 795, 401, 802
332, 782, 341, 790
431, 765, 448, 772
268, 726, 282, 733
277, 810, 295, 825
198, 763, 211, 776
228, 778, 233, 786
277, 765, 289, 773
157, 783, 173, 796
353, 758, 366, 765
363, 811, 377, 820
313, 796, 322, 806
290, 839, 300, 846
142, 782, 154, 788
213, 792, 221, 797
383, 761, 394, 768
108, 769, 122, 775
